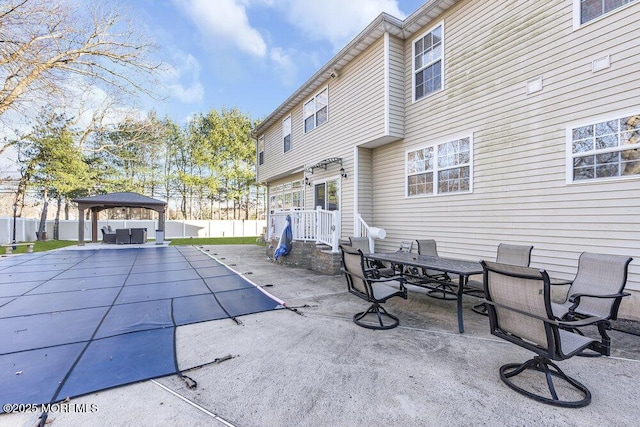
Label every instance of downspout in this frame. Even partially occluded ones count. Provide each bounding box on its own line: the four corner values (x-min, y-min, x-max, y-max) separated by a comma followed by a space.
353, 146, 359, 236
384, 31, 390, 136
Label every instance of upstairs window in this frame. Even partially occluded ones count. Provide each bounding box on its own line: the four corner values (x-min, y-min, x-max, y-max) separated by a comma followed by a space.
568, 114, 640, 182
283, 116, 292, 153
304, 87, 328, 133
258, 135, 264, 165
407, 136, 472, 197
413, 23, 443, 102
577, 0, 638, 25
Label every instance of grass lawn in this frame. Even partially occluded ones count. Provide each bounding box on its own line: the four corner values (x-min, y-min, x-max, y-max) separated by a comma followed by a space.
2, 236, 263, 255
168, 236, 263, 246
2, 240, 78, 254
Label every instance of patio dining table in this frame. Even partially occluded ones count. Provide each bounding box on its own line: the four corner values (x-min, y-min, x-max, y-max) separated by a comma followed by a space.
366, 252, 484, 333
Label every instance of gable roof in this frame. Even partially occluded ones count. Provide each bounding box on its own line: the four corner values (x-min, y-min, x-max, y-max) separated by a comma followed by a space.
253, 0, 459, 137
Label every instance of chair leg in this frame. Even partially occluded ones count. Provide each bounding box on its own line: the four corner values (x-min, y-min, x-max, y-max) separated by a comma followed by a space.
472, 302, 489, 316
426, 282, 458, 301
353, 303, 400, 330
499, 356, 591, 408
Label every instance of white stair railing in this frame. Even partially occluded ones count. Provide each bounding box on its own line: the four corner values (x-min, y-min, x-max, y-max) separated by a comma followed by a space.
355, 213, 386, 253
270, 209, 341, 252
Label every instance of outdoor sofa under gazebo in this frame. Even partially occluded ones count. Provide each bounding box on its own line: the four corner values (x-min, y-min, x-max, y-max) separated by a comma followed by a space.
72, 192, 167, 245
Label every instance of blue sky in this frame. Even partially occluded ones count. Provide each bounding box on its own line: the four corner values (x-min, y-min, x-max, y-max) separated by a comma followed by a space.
132, 0, 426, 124
0, 0, 426, 177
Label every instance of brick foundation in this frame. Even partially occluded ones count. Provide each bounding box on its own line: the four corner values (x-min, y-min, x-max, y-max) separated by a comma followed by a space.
266, 239, 342, 275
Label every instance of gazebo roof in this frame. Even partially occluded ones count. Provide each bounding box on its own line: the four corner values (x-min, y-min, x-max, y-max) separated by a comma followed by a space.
73, 192, 167, 210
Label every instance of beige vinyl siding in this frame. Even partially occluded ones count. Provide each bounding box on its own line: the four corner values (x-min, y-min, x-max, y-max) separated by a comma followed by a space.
328, 38, 387, 147
356, 146, 374, 228
258, 38, 389, 183
370, 0, 640, 306
259, 36, 392, 237
387, 34, 405, 138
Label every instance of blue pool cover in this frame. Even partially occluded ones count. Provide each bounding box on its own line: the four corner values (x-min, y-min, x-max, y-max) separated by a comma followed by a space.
0, 246, 283, 412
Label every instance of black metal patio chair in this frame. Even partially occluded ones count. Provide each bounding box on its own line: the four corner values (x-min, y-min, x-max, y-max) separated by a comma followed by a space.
414, 239, 455, 299
551, 252, 633, 356
482, 260, 604, 408
340, 244, 407, 330
470, 243, 533, 315
348, 236, 395, 277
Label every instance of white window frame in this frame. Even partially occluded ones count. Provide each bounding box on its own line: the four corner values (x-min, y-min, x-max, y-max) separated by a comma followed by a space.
565, 111, 640, 184
283, 115, 292, 153
303, 86, 329, 133
412, 21, 444, 103
405, 134, 473, 198
311, 176, 341, 211
258, 135, 265, 165
572, 0, 638, 29
269, 180, 303, 213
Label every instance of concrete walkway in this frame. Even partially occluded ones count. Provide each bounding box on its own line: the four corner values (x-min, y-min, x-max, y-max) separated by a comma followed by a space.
2, 244, 639, 427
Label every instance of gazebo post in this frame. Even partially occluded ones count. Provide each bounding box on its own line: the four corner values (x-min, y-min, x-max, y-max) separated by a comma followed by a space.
78, 207, 85, 246
159, 208, 165, 232
91, 209, 99, 243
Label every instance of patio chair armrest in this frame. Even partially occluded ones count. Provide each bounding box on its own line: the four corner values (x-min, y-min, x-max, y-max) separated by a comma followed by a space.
364, 268, 381, 279
370, 274, 405, 282
549, 278, 573, 286
568, 291, 630, 304
569, 291, 630, 302
486, 300, 558, 324
557, 316, 608, 329
567, 291, 631, 313
369, 275, 407, 289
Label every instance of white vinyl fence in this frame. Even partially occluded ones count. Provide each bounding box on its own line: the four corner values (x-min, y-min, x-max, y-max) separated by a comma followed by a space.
0, 218, 266, 244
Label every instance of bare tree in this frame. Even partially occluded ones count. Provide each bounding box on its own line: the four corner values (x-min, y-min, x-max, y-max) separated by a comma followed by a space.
0, 0, 163, 155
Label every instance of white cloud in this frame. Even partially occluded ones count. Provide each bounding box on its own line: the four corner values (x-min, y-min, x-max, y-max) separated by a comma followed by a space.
269, 47, 298, 86
161, 52, 205, 104
276, 0, 406, 49
173, 0, 267, 57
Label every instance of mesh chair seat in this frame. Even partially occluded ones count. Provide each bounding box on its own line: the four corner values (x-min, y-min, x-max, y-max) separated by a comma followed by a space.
414, 239, 456, 300
340, 244, 407, 330
472, 243, 533, 315
483, 260, 604, 408
558, 329, 597, 356
371, 281, 405, 301
550, 252, 632, 356
348, 237, 395, 277
552, 252, 632, 319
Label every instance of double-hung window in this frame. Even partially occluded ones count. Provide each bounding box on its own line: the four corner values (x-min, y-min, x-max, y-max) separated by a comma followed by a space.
304, 87, 328, 133
283, 116, 292, 153
258, 135, 264, 165
569, 114, 640, 182
413, 23, 443, 102
577, 0, 638, 25
407, 136, 472, 197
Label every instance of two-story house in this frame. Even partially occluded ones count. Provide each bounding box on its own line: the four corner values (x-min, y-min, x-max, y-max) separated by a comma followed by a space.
254, 0, 640, 320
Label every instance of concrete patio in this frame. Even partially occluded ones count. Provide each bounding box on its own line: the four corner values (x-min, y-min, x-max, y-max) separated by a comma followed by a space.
2, 244, 639, 427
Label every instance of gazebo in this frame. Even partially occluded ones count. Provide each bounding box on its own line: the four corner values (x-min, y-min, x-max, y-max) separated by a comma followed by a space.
72, 192, 167, 245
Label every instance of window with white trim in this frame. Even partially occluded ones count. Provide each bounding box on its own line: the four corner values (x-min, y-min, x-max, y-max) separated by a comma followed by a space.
283, 116, 292, 153
303, 87, 328, 133
413, 23, 443, 102
258, 135, 264, 165
407, 136, 472, 197
269, 181, 303, 213
569, 114, 640, 181
577, 0, 638, 25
